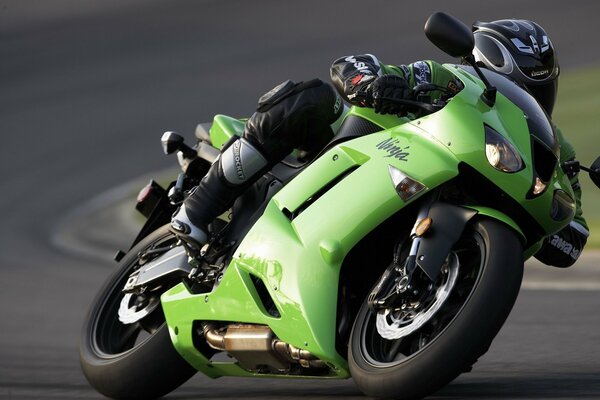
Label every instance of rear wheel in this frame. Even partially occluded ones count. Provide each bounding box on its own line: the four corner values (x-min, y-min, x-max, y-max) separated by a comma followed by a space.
80, 225, 196, 400
349, 219, 523, 400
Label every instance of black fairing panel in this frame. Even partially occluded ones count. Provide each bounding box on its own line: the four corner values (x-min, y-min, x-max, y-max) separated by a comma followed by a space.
458, 65, 559, 158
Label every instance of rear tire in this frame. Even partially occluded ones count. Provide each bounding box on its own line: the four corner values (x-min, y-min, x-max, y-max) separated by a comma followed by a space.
80, 225, 196, 399
349, 218, 524, 400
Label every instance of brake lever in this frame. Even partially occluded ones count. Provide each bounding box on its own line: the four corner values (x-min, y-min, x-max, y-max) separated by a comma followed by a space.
412, 83, 438, 93
379, 96, 443, 113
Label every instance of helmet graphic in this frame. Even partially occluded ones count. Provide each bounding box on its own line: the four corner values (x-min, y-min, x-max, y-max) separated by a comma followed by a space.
473, 19, 559, 115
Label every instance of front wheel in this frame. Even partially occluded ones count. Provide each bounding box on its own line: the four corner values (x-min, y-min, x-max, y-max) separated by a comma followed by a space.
80, 225, 196, 400
349, 218, 524, 400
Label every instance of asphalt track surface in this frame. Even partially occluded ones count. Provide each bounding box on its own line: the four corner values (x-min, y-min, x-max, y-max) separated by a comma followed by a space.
1, 1, 600, 399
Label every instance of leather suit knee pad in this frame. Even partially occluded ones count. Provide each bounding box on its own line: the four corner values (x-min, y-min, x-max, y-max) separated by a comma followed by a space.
219, 138, 269, 186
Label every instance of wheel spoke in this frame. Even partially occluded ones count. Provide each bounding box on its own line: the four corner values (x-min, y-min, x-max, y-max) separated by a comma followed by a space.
113, 322, 142, 352
358, 232, 487, 367
90, 230, 182, 356
386, 338, 404, 362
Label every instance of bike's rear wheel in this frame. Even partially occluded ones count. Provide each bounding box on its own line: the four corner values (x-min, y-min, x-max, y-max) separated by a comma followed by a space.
349, 218, 524, 400
80, 225, 196, 400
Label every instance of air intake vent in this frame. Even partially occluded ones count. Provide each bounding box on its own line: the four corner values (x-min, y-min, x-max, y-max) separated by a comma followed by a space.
250, 274, 281, 318
532, 138, 557, 183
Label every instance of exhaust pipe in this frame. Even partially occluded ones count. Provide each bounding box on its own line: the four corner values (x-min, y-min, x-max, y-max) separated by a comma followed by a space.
273, 340, 327, 369
202, 323, 327, 371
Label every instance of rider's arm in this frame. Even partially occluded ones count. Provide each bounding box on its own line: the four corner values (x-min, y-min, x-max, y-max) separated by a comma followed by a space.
330, 55, 463, 106
534, 126, 589, 267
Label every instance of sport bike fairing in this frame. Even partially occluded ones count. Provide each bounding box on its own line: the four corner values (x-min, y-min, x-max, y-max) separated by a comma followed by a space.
161, 63, 575, 378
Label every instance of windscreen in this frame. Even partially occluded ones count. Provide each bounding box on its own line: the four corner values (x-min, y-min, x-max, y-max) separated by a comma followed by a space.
458, 65, 559, 159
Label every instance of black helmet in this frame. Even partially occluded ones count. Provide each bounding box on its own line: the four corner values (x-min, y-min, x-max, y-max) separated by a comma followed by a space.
472, 19, 559, 115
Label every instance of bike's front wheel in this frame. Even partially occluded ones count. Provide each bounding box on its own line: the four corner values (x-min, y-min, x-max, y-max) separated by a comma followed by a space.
349, 218, 524, 400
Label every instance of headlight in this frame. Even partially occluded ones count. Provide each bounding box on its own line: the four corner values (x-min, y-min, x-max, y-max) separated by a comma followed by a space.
532, 176, 547, 196
388, 165, 427, 201
485, 126, 524, 173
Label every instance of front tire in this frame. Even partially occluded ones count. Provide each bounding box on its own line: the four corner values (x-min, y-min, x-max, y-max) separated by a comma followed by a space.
80, 225, 196, 400
349, 218, 524, 400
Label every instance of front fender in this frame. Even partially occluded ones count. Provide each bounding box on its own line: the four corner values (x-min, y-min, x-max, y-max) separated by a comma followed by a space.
416, 203, 477, 280
464, 206, 541, 258
416, 204, 526, 281
463, 206, 525, 241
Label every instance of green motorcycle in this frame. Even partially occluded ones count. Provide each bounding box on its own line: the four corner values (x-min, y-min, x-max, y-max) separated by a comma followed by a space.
80, 12, 600, 400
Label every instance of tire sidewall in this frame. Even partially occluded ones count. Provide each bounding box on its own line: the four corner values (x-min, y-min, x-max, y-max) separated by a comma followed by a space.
349, 219, 524, 399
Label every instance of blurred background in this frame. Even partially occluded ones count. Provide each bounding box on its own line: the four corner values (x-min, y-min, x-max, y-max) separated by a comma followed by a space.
1, 1, 599, 399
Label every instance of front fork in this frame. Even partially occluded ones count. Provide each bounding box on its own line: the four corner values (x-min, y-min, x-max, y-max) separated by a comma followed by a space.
368, 192, 477, 311
368, 192, 437, 311
402, 192, 438, 276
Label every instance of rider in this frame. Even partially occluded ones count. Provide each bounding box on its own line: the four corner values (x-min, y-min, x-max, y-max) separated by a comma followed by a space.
171, 18, 588, 268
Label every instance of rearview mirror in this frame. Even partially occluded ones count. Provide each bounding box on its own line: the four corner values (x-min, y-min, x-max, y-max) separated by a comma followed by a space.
161, 131, 196, 158
563, 157, 600, 189
424, 12, 474, 58
589, 156, 600, 188
425, 12, 497, 106
161, 131, 185, 155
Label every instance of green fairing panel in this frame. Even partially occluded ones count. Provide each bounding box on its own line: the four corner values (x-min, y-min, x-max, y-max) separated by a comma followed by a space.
161, 119, 460, 378
209, 114, 245, 149
422, 65, 575, 236
161, 63, 575, 379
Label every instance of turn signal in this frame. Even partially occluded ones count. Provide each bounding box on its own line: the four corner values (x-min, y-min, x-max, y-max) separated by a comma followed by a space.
388, 165, 427, 201
415, 217, 432, 237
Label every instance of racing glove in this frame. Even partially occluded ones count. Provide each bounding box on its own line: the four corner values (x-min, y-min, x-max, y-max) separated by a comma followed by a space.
330, 54, 380, 106
369, 74, 412, 115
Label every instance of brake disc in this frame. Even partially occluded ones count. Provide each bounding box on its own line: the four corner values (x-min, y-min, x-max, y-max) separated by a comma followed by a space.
376, 252, 459, 340
118, 293, 161, 325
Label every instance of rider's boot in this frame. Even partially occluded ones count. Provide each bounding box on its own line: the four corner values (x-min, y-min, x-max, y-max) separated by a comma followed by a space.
170, 137, 269, 248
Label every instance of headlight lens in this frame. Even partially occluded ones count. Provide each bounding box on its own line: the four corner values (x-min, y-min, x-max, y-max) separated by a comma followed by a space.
485, 126, 524, 173
532, 176, 547, 195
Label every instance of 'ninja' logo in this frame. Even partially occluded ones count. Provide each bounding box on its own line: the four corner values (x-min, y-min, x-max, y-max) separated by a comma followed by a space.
376, 138, 410, 161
